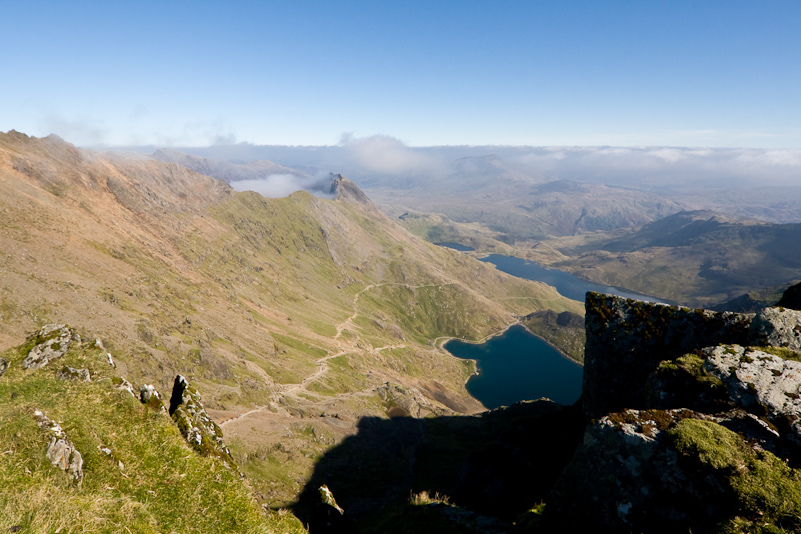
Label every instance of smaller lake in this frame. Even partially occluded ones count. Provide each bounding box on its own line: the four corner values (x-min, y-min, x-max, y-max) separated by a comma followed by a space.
435, 242, 475, 252
445, 325, 583, 409
481, 254, 677, 305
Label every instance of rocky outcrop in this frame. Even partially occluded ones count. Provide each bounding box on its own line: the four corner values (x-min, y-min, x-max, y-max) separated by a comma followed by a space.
544, 293, 801, 533
376, 382, 447, 418
750, 306, 801, 350
139, 384, 166, 412
544, 407, 801, 532
22, 324, 77, 370
168, 375, 235, 467
584, 292, 757, 418
33, 410, 83, 484
776, 281, 801, 310
57, 365, 91, 382
330, 174, 373, 206
704, 345, 801, 441
112, 376, 137, 397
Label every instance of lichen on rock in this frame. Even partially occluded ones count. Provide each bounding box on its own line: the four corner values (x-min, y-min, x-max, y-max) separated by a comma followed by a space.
22, 324, 77, 370
56, 365, 91, 382
33, 410, 83, 484
749, 306, 801, 350
168, 375, 236, 467
703, 344, 801, 440
139, 384, 166, 412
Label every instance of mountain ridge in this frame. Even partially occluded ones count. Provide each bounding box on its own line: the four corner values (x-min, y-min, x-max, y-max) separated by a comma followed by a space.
0, 130, 582, 511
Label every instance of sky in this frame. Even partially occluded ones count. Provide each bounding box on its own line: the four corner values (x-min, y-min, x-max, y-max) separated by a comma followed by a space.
2, 1, 801, 148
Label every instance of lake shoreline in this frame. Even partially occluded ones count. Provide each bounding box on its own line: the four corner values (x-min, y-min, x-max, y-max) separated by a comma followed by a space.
441, 322, 584, 409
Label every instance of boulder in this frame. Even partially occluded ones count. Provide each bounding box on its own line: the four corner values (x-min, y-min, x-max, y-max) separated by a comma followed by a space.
749, 306, 801, 350
33, 410, 83, 484
112, 376, 137, 397
0, 357, 6, 376
57, 365, 91, 382
22, 324, 76, 370
139, 384, 166, 412
703, 344, 801, 441
168, 375, 236, 467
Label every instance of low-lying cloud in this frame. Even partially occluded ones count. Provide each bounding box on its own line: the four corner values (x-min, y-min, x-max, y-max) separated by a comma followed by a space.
338, 133, 448, 176
230, 173, 335, 199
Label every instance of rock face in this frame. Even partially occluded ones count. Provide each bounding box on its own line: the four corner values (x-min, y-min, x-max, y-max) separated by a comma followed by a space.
168, 375, 236, 467
34, 410, 83, 484
584, 292, 757, 418
139, 383, 166, 411
22, 324, 77, 370
776, 281, 801, 310
57, 365, 91, 382
545, 293, 801, 533
750, 306, 801, 350
704, 345, 801, 440
376, 382, 447, 418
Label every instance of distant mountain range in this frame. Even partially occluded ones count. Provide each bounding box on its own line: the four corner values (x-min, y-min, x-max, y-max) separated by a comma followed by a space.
551, 210, 801, 306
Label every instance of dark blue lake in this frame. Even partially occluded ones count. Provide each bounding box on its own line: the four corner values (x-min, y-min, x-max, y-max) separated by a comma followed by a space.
480, 254, 677, 305
445, 325, 583, 409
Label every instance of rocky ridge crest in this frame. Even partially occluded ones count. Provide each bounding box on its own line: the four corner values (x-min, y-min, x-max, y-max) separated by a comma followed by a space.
543, 291, 801, 532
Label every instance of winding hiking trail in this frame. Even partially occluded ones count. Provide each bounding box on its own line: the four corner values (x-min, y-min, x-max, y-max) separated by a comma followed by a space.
220, 280, 475, 427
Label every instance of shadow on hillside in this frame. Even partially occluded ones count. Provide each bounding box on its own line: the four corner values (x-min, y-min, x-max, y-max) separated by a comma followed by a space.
292, 400, 586, 533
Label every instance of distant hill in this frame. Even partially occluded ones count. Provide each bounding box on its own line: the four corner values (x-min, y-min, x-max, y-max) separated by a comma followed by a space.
551, 210, 801, 306
152, 148, 310, 182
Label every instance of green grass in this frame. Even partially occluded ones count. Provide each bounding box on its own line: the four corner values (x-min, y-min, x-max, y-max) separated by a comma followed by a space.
753, 346, 801, 363
670, 419, 801, 532
0, 334, 306, 534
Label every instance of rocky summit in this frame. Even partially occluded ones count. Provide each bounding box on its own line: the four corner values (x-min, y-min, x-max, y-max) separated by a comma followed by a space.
540, 291, 801, 533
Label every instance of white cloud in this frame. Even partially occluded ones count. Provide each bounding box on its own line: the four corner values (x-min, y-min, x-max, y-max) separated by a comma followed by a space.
230, 173, 335, 199
339, 134, 447, 175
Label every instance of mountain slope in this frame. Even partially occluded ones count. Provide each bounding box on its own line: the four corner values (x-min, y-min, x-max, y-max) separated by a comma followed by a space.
0, 130, 581, 509
549, 210, 801, 306
152, 148, 311, 182
0, 326, 304, 533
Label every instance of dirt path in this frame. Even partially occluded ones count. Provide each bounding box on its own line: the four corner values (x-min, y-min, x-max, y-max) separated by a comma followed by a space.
221, 281, 453, 427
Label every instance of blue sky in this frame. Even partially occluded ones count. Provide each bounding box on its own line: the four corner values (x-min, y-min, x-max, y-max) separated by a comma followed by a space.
2, 1, 800, 148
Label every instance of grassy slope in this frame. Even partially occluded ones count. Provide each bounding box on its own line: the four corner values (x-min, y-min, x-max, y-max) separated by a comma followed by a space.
0, 333, 305, 533
547, 212, 801, 307
0, 131, 582, 511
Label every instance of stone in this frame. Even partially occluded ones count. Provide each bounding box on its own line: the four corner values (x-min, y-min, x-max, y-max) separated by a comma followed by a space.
33, 410, 83, 484
309, 484, 354, 533
749, 306, 801, 350
583, 292, 753, 418
140, 384, 166, 412
94, 338, 115, 367
56, 365, 91, 382
0, 357, 6, 377
376, 382, 445, 418
703, 344, 801, 439
168, 375, 236, 467
22, 324, 75, 370
112, 376, 137, 397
